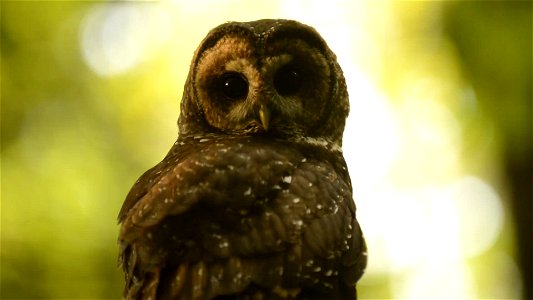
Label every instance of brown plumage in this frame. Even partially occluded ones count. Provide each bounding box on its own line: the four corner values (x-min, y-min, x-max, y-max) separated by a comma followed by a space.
118, 19, 366, 299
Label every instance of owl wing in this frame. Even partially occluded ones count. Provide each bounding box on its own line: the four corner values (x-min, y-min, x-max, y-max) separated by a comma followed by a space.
118, 137, 366, 299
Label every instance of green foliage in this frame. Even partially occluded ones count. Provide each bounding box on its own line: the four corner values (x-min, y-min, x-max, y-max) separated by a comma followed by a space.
1, 1, 529, 298
1, 2, 175, 298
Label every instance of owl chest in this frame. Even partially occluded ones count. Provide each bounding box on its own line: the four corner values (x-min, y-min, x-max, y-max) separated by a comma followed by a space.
174, 139, 302, 210
170, 139, 348, 229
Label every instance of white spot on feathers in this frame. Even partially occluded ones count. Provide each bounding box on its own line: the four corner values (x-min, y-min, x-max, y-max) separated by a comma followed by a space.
292, 219, 303, 229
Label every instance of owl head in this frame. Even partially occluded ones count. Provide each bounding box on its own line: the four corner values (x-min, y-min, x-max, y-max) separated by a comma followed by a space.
178, 19, 349, 145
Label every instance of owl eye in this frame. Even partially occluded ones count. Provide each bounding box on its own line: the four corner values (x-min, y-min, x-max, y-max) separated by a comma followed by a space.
219, 72, 249, 100
274, 65, 302, 96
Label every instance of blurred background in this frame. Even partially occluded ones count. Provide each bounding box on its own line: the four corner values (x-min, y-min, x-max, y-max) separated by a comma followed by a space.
2, 1, 531, 299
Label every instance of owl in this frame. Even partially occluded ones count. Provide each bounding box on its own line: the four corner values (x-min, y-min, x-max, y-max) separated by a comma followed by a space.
118, 19, 366, 299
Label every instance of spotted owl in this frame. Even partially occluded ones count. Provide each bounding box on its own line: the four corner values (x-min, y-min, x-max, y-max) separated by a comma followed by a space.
118, 19, 366, 299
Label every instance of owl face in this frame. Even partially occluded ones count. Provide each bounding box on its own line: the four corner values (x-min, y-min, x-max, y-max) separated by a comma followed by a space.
179, 19, 349, 144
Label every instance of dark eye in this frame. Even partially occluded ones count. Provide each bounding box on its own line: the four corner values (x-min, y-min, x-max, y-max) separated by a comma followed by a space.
219, 72, 248, 100
274, 65, 302, 96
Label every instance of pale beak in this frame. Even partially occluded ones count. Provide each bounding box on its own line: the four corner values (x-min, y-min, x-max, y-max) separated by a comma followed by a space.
258, 104, 271, 131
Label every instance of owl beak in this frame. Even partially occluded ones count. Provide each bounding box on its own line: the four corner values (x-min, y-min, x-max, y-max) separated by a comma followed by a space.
258, 104, 271, 131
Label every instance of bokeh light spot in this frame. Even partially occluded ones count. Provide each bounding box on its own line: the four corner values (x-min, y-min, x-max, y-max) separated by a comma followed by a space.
80, 3, 171, 77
